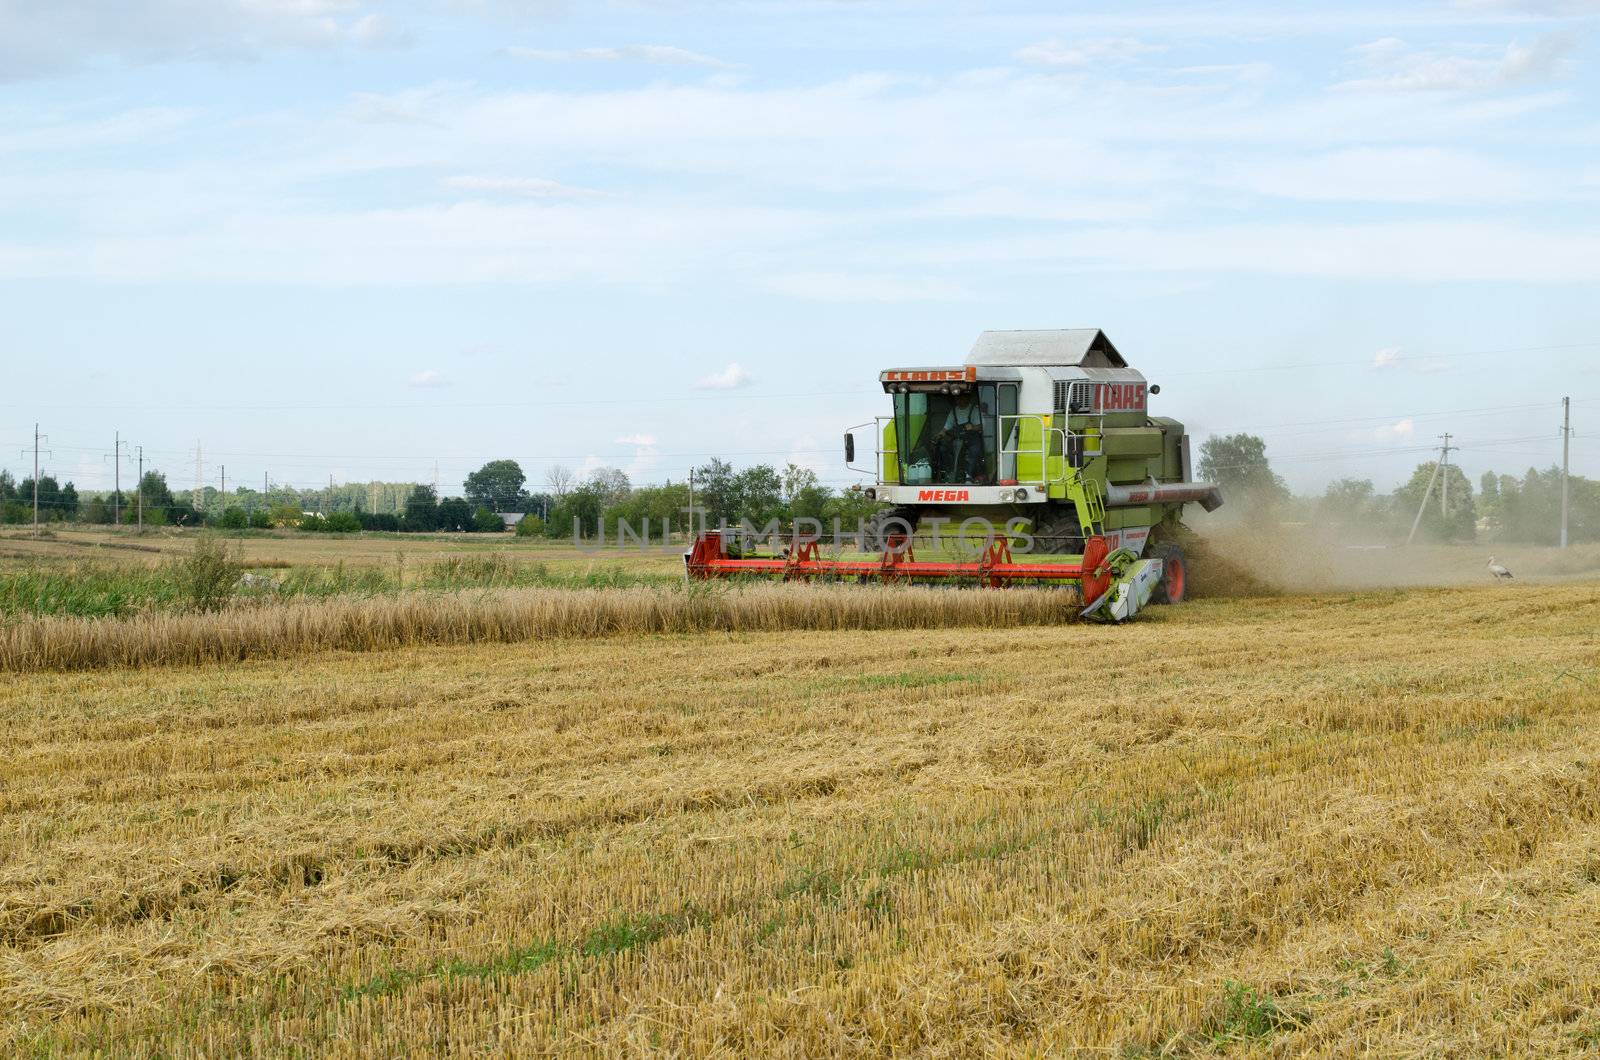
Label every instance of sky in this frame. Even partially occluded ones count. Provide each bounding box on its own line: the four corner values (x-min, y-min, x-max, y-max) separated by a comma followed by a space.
1, 0, 1598, 500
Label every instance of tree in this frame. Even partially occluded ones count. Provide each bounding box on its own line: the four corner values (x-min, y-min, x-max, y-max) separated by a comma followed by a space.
1318, 477, 1374, 521
464, 460, 528, 513
782, 463, 818, 502
1477, 472, 1502, 535
472, 507, 504, 532
732, 464, 785, 526
607, 482, 692, 536
1393, 461, 1475, 542
403, 484, 439, 531
83, 495, 111, 525
1198, 434, 1290, 510
586, 467, 631, 508
219, 507, 248, 529
821, 488, 884, 529
1482, 465, 1597, 545
59, 482, 78, 518
268, 502, 303, 528
321, 510, 358, 532
0, 470, 12, 501
515, 513, 545, 537
547, 482, 606, 538
137, 471, 176, 518
358, 511, 401, 532
789, 483, 834, 523
545, 465, 575, 501
437, 497, 473, 532
692, 458, 737, 525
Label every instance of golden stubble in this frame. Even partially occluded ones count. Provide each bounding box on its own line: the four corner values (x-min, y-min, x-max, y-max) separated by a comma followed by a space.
1, 582, 1598, 1056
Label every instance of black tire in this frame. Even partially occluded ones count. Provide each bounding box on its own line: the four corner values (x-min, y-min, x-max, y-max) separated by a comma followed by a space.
1149, 541, 1187, 605
864, 507, 919, 551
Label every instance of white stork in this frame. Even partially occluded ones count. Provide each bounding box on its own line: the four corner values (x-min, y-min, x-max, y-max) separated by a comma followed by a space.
1487, 557, 1514, 580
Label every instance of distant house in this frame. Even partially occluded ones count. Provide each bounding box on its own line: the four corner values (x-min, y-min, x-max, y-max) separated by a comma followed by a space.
498, 512, 524, 531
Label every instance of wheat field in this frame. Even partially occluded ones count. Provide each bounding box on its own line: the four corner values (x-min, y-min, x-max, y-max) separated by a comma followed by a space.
4, 580, 1600, 1055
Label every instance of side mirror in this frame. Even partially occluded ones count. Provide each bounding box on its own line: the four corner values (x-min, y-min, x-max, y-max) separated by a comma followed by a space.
843, 432, 856, 464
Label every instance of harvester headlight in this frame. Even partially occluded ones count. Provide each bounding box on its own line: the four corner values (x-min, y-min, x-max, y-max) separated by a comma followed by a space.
864, 488, 877, 500
1014, 487, 1028, 501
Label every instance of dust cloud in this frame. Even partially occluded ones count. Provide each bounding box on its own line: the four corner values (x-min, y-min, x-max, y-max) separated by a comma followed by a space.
1181, 524, 1600, 600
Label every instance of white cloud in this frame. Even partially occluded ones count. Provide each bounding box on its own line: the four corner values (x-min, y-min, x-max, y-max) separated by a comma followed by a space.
614, 433, 657, 446
1171, 63, 1274, 85
349, 14, 411, 49
1337, 32, 1578, 92
408, 369, 449, 387
1353, 417, 1416, 442
1371, 347, 1457, 373
695, 363, 752, 390
0, 0, 401, 80
1230, 147, 1543, 204
442, 175, 596, 198
785, 435, 826, 476
505, 44, 732, 68
917, 219, 1600, 284
624, 447, 660, 479
4, 67, 1599, 292
763, 272, 970, 302
1015, 37, 1164, 68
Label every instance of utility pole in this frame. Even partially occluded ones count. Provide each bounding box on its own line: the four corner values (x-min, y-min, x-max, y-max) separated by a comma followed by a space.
1406, 438, 1448, 546
1561, 397, 1574, 550
136, 445, 145, 532
29, 424, 44, 534
1439, 432, 1453, 520
21, 426, 52, 534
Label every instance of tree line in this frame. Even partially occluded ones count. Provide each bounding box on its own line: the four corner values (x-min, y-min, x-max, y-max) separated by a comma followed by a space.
0, 458, 882, 537
1198, 433, 1599, 544
4, 441, 1595, 545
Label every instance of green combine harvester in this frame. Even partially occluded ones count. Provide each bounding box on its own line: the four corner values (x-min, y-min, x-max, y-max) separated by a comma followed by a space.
686, 329, 1222, 621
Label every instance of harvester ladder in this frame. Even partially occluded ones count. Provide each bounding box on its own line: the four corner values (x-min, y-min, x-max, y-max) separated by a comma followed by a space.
1069, 472, 1106, 536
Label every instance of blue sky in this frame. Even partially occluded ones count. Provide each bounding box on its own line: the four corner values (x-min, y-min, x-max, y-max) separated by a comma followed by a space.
2, 0, 1597, 499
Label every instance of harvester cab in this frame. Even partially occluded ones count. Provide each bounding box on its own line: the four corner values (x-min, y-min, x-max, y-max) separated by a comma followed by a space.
686, 329, 1222, 622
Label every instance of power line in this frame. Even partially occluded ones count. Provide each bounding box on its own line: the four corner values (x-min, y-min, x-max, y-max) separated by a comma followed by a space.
1159, 341, 1600, 378
6, 398, 1583, 468
4, 340, 1597, 415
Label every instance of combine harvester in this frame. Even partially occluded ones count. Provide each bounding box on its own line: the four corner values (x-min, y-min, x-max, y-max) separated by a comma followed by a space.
686, 329, 1222, 621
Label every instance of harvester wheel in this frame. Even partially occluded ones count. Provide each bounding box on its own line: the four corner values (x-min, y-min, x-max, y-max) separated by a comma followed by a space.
1149, 542, 1187, 605
864, 507, 919, 552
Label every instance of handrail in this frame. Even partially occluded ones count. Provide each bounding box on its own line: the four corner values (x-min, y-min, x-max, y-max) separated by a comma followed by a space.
875, 412, 1077, 489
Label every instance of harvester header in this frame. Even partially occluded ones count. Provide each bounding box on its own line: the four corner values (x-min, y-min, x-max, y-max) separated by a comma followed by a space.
686, 328, 1222, 622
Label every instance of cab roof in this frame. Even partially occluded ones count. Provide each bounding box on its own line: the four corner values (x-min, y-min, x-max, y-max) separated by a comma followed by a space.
965, 329, 1127, 369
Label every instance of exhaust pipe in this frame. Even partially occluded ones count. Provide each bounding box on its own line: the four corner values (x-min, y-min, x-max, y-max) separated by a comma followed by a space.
1103, 481, 1224, 513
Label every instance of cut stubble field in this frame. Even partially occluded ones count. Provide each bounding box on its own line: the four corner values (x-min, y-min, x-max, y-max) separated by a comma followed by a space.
4, 581, 1600, 1055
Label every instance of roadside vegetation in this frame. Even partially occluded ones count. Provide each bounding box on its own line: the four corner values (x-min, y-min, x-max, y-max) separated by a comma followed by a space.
0, 537, 674, 621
